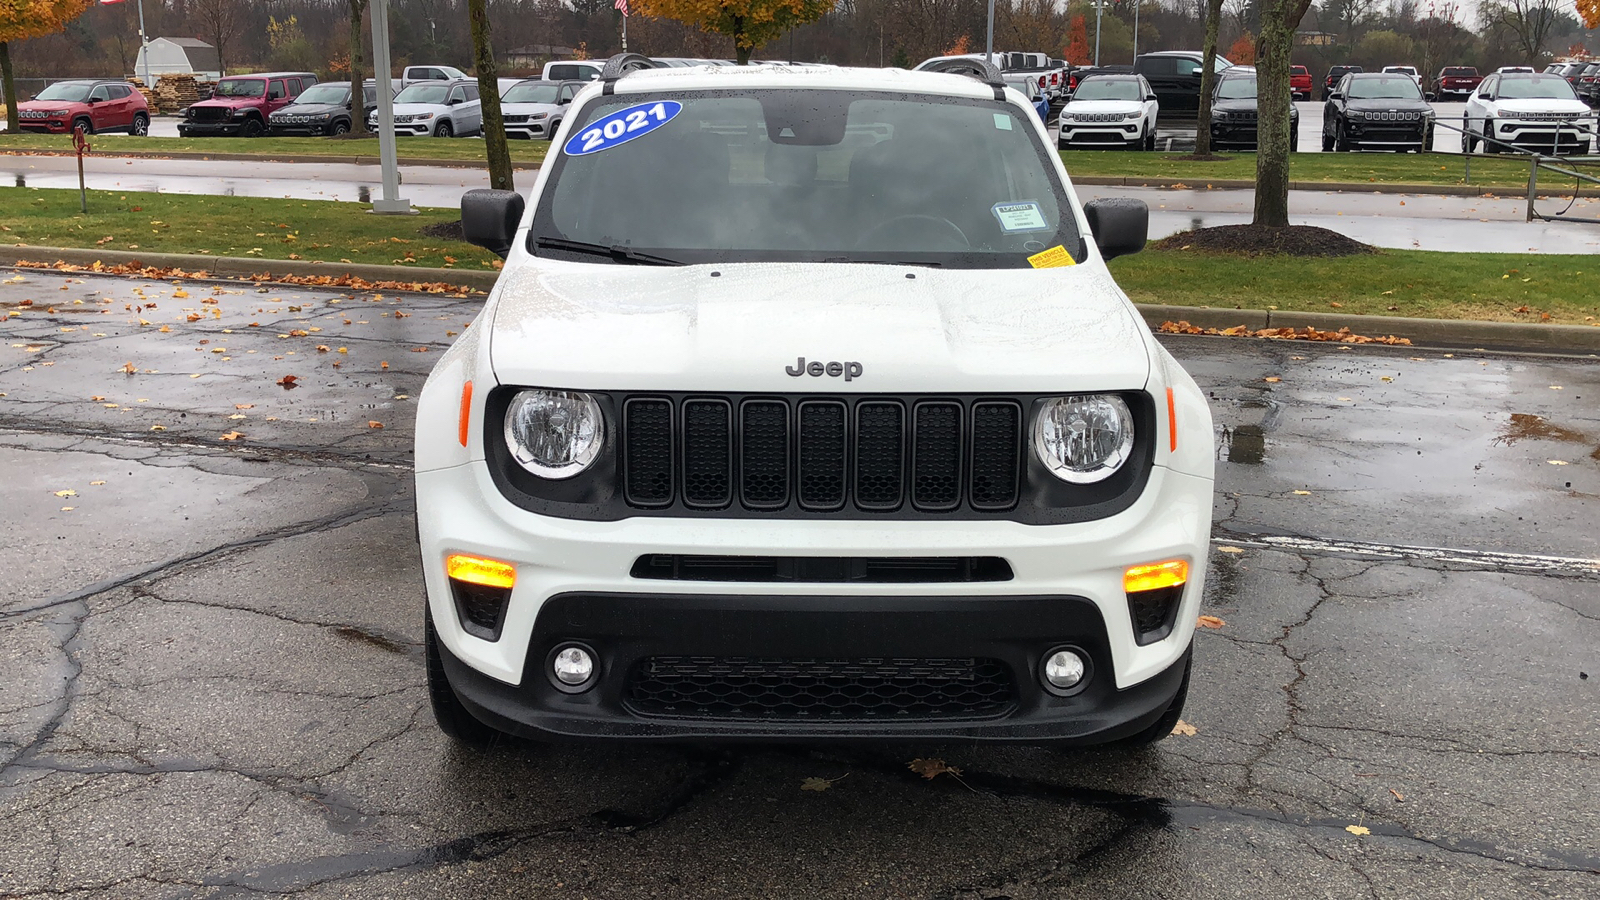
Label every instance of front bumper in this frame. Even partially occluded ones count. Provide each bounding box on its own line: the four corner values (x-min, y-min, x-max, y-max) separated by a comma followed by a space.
19, 119, 70, 133
1492, 120, 1594, 152
371, 120, 435, 136
269, 121, 332, 136
1340, 119, 1430, 147
1059, 122, 1142, 145
178, 120, 248, 136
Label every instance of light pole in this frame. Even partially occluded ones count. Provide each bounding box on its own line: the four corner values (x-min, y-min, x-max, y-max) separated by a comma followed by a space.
985, 0, 995, 65
135, 0, 149, 88
369, 0, 412, 214
1092, 0, 1106, 68
1132, 0, 1140, 63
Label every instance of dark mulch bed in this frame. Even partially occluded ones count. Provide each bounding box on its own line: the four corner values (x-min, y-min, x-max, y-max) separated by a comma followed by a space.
1163, 153, 1233, 162
419, 219, 465, 241
1151, 224, 1376, 258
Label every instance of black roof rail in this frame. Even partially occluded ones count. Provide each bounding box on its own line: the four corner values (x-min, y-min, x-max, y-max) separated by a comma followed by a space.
599, 53, 661, 94
918, 56, 1007, 100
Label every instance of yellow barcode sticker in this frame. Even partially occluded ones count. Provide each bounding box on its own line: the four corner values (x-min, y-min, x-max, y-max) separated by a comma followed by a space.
1027, 245, 1075, 269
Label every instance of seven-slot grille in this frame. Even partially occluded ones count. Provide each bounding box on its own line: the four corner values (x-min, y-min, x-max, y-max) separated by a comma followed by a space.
622, 396, 1022, 513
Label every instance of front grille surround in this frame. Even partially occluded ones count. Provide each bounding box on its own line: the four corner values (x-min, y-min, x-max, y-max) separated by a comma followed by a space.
482, 387, 1156, 525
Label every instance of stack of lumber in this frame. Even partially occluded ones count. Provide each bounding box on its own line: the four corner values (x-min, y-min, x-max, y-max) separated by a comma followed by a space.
127, 78, 157, 110
153, 74, 202, 113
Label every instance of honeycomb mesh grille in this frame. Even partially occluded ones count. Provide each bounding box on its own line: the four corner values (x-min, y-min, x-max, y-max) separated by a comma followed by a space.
854, 402, 904, 509
625, 656, 1016, 720
740, 401, 789, 508
623, 400, 672, 506
682, 400, 732, 507
969, 402, 1021, 509
912, 402, 962, 510
797, 401, 847, 510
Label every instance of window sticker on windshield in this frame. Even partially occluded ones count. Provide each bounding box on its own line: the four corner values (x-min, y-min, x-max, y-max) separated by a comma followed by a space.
993, 113, 1013, 130
992, 201, 1049, 234
1027, 245, 1075, 268
563, 100, 682, 156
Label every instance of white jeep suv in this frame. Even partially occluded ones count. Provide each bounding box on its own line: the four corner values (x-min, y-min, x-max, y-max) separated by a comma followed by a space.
415, 55, 1214, 749
370, 78, 482, 137
1059, 74, 1160, 150
499, 79, 584, 140
1464, 72, 1596, 155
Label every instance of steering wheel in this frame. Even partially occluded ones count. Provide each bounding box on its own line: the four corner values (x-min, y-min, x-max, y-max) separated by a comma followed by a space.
855, 214, 971, 252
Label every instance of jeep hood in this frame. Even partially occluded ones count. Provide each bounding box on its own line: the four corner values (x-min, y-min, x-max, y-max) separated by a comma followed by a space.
1496, 98, 1589, 115
191, 97, 257, 109
487, 262, 1151, 393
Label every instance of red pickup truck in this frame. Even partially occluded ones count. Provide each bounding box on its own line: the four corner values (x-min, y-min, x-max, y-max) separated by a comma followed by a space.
1291, 66, 1312, 100
1433, 66, 1483, 100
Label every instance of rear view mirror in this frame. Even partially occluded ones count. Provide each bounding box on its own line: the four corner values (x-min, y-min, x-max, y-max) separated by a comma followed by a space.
1083, 198, 1148, 261
461, 189, 525, 258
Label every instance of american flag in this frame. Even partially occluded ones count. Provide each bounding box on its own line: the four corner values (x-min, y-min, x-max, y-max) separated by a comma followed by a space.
614, 0, 628, 16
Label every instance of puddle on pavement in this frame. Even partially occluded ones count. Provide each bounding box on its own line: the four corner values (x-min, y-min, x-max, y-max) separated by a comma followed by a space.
1220, 424, 1266, 464
1493, 413, 1589, 447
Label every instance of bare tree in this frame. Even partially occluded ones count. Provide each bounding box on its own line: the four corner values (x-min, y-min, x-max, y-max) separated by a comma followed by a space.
1195, 0, 1224, 156
346, 0, 369, 135
1253, 0, 1316, 227
192, 0, 244, 73
467, 0, 513, 191
1479, 0, 1561, 62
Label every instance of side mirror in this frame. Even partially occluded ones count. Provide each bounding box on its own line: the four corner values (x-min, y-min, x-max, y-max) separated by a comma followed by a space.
1329, 91, 1343, 100
461, 189, 525, 258
87, 97, 99, 104
1083, 198, 1147, 262
447, 97, 460, 105
1424, 92, 1436, 102
1145, 94, 1158, 102
558, 96, 571, 105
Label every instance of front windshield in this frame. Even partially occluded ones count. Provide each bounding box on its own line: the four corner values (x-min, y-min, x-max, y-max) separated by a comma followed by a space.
214, 79, 265, 98
1215, 77, 1257, 100
294, 84, 349, 105
532, 90, 1082, 268
1073, 79, 1141, 102
35, 83, 92, 102
395, 84, 450, 104
1498, 76, 1578, 100
1346, 76, 1423, 100
504, 82, 562, 104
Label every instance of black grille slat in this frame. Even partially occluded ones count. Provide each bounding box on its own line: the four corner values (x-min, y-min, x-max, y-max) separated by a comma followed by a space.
854, 402, 904, 509
911, 402, 962, 511
623, 399, 673, 506
740, 401, 790, 508
626, 656, 1015, 720
682, 399, 732, 508
797, 401, 847, 510
969, 402, 1022, 509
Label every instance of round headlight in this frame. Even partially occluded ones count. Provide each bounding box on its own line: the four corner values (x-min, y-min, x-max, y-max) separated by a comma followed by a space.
1033, 394, 1135, 484
504, 390, 604, 479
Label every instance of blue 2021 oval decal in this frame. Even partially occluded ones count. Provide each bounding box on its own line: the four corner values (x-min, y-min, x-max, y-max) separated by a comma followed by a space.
563, 100, 683, 156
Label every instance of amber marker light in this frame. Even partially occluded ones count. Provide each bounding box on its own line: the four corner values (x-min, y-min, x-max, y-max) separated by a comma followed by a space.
458, 381, 474, 447
447, 553, 515, 589
1166, 387, 1178, 452
1124, 559, 1189, 594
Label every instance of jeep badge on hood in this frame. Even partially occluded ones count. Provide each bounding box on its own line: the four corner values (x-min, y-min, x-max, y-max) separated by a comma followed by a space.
786, 358, 863, 381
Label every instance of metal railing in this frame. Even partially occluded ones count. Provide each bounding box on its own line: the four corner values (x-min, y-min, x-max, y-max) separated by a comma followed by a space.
1430, 116, 1600, 224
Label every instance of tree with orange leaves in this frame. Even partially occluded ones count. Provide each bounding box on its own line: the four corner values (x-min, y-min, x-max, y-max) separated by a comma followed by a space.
1227, 31, 1256, 65
1, 0, 91, 131
1578, 0, 1600, 29
1064, 15, 1090, 66
631, 0, 832, 65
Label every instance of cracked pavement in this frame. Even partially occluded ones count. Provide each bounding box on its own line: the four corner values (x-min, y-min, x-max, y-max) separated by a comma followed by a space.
1, 268, 1596, 898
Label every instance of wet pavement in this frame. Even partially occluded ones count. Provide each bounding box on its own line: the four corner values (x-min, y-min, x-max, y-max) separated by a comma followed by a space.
0, 267, 1596, 898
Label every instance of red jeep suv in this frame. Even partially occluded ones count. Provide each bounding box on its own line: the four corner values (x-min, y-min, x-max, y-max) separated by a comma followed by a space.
179, 72, 318, 137
16, 80, 150, 135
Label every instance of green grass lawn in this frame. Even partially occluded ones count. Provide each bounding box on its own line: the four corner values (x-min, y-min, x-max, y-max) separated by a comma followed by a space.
0, 132, 549, 164
1061, 150, 1547, 191
1109, 247, 1600, 325
0, 187, 500, 270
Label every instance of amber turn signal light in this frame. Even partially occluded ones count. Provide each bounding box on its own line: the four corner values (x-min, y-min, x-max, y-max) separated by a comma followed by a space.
446, 553, 515, 589
1124, 559, 1188, 594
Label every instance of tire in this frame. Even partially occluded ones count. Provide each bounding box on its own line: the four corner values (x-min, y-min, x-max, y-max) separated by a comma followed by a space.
72, 117, 93, 136
241, 116, 264, 138
1335, 125, 1354, 152
1116, 649, 1192, 747
1483, 118, 1498, 153
1144, 128, 1156, 151
434, 119, 454, 138
425, 607, 506, 749
546, 119, 560, 140
1463, 118, 1476, 153
130, 113, 149, 136
330, 119, 350, 136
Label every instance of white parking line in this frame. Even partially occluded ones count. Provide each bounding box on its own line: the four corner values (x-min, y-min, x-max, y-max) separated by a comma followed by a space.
1215, 533, 1600, 576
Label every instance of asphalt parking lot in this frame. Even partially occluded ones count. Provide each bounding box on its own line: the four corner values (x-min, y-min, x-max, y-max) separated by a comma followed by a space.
1, 269, 1596, 898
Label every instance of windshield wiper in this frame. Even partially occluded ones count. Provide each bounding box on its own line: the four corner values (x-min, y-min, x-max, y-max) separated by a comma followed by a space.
534, 237, 684, 266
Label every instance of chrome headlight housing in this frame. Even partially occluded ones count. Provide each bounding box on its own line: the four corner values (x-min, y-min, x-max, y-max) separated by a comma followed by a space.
1033, 394, 1135, 484
504, 390, 604, 479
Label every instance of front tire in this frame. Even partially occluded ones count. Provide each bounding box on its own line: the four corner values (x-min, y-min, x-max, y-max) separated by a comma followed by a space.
330, 119, 350, 136
130, 113, 149, 136
241, 116, 264, 138
434, 119, 454, 138
72, 117, 93, 135
1116, 650, 1192, 747
1144, 128, 1156, 151
1322, 132, 1334, 152
425, 607, 506, 749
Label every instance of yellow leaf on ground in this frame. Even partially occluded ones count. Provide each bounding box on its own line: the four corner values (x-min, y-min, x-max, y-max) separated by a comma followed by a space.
1345, 825, 1371, 836
219, 431, 244, 442
1216, 546, 1245, 554
1293, 490, 1312, 495
1264, 376, 1281, 383
1171, 720, 1197, 736
801, 774, 848, 792
53, 490, 76, 498
1197, 615, 1226, 629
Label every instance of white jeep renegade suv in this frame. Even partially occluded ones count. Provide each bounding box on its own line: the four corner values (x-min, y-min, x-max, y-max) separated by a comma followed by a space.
414, 55, 1215, 748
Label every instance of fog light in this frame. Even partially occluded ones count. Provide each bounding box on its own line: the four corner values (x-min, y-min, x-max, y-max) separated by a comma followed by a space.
1042, 647, 1088, 695
550, 644, 596, 691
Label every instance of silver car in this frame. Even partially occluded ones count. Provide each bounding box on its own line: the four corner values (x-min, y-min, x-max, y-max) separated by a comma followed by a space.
499, 80, 584, 140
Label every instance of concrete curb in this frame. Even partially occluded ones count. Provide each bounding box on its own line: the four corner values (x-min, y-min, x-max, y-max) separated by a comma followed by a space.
0, 148, 543, 170
1072, 175, 1570, 198
6, 247, 1597, 354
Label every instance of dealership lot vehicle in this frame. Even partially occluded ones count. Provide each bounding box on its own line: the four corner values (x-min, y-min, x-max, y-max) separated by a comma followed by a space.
14, 79, 148, 135
268, 81, 387, 136
1290, 65, 1312, 100
371, 78, 482, 137
543, 59, 604, 82
1465, 72, 1596, 155
1322, 64, 1362, 100
1323, 72, 1435, 152
418, 57, 1212, 748
1209, 70, 1299, 151
403, 65, 469, 88
499, 79, 585, 140
178, 71, 317, 137
1059, 74, 1160, 149
1003, 74, 1051, 122
1134, 51, 1231, 112
1434, 65, 1483, 100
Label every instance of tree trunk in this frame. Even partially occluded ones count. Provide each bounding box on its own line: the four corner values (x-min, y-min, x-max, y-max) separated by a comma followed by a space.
1252, 0, 1312, 228
468, 0, 514, 191
349, 0, 369, 135
1194, 0, 1224, 157
734, 17, 750, 64
0, 43, 16, 134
